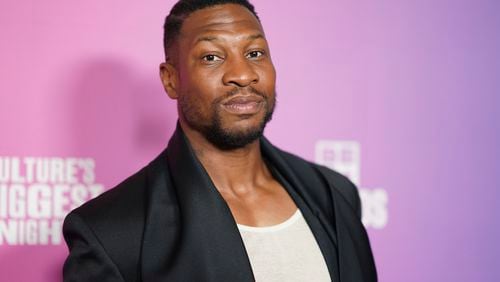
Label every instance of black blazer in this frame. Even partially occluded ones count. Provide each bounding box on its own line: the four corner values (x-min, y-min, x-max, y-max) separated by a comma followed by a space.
63, 126, 377, 282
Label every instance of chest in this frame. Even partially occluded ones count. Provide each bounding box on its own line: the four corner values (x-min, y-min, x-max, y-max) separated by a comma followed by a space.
237, 210, 332, 282
220, 181, 298, 227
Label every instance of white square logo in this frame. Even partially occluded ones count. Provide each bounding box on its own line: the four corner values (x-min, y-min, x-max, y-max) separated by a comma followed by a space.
315, 140, 361, 186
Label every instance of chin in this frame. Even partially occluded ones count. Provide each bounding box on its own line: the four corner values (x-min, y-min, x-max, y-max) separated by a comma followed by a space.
205, 116, 269, 150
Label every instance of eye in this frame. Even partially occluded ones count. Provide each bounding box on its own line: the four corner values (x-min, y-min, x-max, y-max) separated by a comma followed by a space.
246, 50, 264, 59
202, 54, 223, 62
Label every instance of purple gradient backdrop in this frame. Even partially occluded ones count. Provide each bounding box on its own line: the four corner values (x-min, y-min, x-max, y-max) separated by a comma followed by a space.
1, 0, 499, 281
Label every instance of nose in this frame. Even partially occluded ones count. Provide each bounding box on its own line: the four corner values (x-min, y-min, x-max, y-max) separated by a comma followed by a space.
222, 57, 259, 87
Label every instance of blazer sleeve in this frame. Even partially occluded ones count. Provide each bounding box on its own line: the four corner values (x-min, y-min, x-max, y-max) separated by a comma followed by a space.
62, 212, 125, 282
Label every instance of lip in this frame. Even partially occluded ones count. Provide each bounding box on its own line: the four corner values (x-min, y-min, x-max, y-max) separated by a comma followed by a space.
221, 95, 264, 115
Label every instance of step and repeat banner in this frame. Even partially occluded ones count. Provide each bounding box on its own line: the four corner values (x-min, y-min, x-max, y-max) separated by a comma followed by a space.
1, 0, 499, 281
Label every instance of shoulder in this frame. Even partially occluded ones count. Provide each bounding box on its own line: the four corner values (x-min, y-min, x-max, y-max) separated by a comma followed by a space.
274, 147, 361, 218
62, 164, 151, 281
312, 163, 362, 218
68, 165, 148, 227
63, 147, 171, 241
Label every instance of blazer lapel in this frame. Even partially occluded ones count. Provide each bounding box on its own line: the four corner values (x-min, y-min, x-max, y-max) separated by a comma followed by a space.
140, 147, 181, 281
141, 125, 254, 281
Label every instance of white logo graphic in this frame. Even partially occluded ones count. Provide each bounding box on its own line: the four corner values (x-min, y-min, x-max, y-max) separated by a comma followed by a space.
0, 157, 104, 245
315, 140, 388, 229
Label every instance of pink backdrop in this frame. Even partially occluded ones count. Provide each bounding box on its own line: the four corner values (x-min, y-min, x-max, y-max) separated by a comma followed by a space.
1, 0, 499, 281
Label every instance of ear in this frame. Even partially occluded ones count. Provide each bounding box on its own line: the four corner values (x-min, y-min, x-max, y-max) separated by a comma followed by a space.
159, 62, 179, 99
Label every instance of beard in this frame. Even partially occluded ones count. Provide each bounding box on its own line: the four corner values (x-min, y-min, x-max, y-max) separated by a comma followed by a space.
179, 86, 276, 150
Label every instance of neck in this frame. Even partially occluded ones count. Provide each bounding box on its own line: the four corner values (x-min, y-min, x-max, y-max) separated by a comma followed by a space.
179, 120, 271, 196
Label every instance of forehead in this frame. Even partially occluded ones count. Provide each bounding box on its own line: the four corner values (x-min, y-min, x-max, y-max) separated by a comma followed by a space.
179, 4, 264, 44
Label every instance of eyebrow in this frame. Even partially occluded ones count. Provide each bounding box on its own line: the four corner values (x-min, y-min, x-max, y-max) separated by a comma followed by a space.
195, 33, 264, 44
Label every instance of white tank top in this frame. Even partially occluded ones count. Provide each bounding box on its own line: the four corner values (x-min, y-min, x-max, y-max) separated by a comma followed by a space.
237, 209, 332, 282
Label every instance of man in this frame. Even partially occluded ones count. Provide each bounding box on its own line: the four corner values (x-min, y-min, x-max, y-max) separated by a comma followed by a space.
62, 0, 377, 281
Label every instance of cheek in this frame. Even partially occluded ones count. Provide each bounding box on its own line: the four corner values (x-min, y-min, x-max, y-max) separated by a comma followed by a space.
187, 71, 223, 103
258, 65, 276, 93
180, 76, 219, 117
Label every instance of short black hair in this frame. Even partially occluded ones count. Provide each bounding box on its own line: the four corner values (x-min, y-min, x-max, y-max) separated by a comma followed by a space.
163, 0, 259, 60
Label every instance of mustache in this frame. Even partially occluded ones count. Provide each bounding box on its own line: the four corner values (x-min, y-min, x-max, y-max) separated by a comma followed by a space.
213, 86, 268, 105
226, 86, 266, 98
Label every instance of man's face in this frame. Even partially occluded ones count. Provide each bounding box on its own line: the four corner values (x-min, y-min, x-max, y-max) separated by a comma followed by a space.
165, 4, 276, 149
